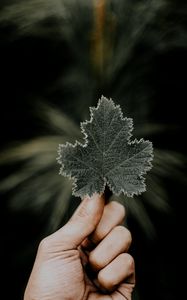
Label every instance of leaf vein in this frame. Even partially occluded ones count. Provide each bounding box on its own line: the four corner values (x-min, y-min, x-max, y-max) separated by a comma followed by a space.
106, 143, 150, 176
105, 124, 127, 154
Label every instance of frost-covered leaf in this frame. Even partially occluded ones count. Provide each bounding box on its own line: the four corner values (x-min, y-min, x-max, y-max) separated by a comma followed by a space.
57, 96, 153, 198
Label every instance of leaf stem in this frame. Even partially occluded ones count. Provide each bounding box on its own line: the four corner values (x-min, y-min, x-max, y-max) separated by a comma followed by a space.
103, 184, 112, 204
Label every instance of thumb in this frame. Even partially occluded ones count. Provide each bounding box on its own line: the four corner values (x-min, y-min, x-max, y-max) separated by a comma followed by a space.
51, 193, 105, 249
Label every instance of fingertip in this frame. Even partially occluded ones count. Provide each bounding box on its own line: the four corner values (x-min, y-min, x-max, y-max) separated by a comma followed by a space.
79, 193, 105, 219
82, 193, 105, 203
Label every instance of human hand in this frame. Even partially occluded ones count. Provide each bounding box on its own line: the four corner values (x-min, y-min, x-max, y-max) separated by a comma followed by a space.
24, 194, 135, 300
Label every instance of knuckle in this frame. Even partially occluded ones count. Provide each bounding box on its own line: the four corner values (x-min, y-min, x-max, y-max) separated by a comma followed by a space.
98, 271, 113, 290
114, 225, 125, 233
125, 228, 132, 246
111, 201, 125, 219
89, 251, 102, 270
114, 226, 132, 245
76, 204, 90, 219
124, 253, 135, 271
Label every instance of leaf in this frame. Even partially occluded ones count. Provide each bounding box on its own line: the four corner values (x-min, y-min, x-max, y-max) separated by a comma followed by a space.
57, 96, 153, 198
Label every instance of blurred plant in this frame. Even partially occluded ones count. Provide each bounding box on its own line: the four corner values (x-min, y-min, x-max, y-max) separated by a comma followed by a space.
0, 0, 187, 238
0, 101, 186, 235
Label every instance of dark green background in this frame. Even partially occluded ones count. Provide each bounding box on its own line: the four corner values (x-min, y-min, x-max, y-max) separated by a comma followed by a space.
0, 1, 186, 299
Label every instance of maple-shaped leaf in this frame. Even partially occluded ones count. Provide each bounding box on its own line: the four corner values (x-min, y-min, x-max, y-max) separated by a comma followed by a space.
57, 96, 153, 198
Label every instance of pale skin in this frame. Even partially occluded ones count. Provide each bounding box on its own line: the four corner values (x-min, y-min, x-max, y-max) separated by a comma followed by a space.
24, 194, 135, 300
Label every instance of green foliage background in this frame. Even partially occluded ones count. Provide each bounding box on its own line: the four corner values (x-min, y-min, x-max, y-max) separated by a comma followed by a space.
0, 1, 186, 299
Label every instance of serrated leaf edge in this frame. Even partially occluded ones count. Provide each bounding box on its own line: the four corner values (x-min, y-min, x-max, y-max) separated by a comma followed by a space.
57, 96, 154, 198
105, 139, 154, 197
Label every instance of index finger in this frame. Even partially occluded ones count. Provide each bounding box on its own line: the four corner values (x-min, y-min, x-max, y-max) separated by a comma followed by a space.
82, 201, 125, 249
